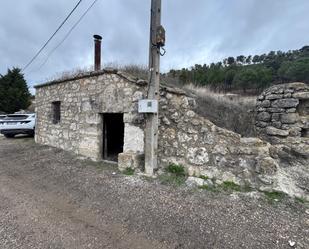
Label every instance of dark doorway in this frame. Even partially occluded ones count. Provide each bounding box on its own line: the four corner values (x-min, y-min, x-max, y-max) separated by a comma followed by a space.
102, 113, 124, 162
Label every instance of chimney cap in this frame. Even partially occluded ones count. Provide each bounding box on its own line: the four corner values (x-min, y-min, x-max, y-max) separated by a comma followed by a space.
93, 34, 102, 40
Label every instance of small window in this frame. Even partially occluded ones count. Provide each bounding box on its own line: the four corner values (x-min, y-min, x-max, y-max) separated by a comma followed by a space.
52, 101, 61, 124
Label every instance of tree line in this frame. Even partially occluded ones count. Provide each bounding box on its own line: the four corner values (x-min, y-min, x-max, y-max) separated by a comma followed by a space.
166, 46, 309, 93
0, 68, 31, 114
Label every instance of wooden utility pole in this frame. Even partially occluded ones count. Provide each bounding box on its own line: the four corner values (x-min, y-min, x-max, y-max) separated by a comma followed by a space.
145, 0, 162, 175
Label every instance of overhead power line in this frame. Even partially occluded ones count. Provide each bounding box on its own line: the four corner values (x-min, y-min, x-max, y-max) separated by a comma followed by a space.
38, 0, 99, 70
22, 0, 83, 72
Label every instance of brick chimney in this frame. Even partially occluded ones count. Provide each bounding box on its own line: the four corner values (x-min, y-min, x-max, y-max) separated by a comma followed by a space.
93, 35, 102, 71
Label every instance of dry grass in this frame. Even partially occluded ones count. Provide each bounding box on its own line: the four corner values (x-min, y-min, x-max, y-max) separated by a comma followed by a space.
184, 84, 257, 137
115, 64, 148, 80
45, 64, 179, 86
45, 63, 149, 83
45, 66, 93, 82
184, 84, 257, 107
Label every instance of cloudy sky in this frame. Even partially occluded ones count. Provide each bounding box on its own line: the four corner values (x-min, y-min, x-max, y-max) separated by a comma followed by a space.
1, 0, 309, 92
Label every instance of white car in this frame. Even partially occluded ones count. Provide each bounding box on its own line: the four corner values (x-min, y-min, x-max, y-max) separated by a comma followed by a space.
0, 113, 36, 138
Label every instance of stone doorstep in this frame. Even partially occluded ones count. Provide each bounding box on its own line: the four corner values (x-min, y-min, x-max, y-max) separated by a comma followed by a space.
118, 152, 145, 171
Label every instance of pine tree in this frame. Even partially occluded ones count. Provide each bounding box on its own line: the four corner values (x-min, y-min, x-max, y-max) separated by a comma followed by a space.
0, 68, 31, 113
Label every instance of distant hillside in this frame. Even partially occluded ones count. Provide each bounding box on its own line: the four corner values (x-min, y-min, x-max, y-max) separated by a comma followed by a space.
165, 46, 309, 93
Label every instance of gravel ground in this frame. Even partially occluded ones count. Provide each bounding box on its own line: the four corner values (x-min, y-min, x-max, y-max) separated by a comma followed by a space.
0, 135, 308, 249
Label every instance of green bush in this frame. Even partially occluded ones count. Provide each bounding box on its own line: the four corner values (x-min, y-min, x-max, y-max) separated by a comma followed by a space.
123, 167, 135, 176
262, 190, 287, 203
166, 163, 185, 176
221, 181, 241, 192
159, 163, 187, 187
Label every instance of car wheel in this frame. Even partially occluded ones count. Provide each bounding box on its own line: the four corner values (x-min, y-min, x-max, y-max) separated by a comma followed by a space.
4, 134, 15, 138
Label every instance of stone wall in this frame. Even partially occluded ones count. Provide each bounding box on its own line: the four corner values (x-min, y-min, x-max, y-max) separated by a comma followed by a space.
256, 83, 309, 141
253, 83, 309, 198
35, 69, 147, 161
157, 85, 309, 199
156, 88, 282, 196
255, 82, 309, 158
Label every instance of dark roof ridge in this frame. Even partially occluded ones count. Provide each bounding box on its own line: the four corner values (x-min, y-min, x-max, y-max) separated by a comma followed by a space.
34, 68, 148, 89
34, 68, 193, 98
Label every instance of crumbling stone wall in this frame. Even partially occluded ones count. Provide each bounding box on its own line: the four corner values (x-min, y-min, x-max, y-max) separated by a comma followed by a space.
158, 88, 276, 190
158, 85, 308, 199
256, 82, 309, 144
255, 82, 309, 163
253, 83, 309, 198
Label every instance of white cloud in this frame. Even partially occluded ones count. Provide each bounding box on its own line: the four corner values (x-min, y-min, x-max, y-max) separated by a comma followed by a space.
1, 0, 309, 88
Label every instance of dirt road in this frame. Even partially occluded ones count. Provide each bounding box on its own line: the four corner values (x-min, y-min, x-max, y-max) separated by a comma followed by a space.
0, 136, 308, 249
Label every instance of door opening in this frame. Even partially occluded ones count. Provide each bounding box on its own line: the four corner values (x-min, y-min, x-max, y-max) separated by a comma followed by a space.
102, 113, 124, 162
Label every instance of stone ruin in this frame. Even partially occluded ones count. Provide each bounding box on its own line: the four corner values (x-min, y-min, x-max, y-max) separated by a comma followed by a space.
255, 83, 309, 159
252, 82, 309, 200
256, 82, 309, 143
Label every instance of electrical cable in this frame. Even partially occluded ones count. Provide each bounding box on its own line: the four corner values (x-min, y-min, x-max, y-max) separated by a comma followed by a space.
37, 0, 99, 70
22, 0, 83, 72
160, 47, 166, 56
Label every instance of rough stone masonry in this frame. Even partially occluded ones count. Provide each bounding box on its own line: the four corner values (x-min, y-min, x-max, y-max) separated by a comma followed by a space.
256, 82, 309, 144
158, 85, 308, 199
35, 71, 309, 200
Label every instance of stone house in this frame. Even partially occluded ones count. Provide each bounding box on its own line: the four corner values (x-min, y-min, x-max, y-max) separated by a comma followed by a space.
35, 69, 148, 164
